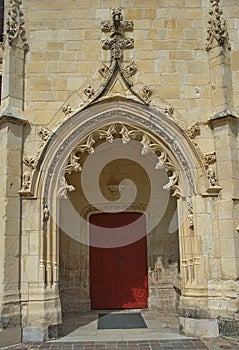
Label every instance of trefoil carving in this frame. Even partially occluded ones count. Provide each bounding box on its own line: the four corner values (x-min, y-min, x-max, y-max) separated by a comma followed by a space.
5, 0, 28, 50
84, 85, 96, 99
206, 0, 231, 52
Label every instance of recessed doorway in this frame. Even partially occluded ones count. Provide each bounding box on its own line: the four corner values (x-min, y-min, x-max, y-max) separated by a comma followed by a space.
90, 212, 148, 309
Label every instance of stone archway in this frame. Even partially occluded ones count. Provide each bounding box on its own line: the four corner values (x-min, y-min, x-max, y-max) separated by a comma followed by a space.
21, 99, 217, 340
58, 145, 180, 314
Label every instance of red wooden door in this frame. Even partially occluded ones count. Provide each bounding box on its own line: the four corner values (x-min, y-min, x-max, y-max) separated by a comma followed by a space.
90, 212, 148, 309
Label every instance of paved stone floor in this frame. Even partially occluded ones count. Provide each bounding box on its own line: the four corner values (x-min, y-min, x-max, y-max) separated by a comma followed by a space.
1, 310, 239, 349
1, 338, 239, 350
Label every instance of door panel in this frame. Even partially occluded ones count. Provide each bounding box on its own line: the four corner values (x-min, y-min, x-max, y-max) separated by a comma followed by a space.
90, 212, 148, 309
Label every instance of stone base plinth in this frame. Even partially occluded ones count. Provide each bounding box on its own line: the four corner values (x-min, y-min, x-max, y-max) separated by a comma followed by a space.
219, 319, 239, 336
179, 317, 219, 338
23, 324, 62, 342
0, 327, 21, 347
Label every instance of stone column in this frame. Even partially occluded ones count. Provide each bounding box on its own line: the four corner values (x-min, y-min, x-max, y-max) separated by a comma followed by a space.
0, 116, 25, 347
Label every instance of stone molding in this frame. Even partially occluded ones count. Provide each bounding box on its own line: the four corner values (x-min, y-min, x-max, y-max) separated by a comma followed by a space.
208, 108, 238, 124
81, 203, 147, 220
0, 114, 27, 126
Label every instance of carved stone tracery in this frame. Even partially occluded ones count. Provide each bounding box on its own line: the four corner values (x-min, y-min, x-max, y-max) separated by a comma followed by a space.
64, 123, 181, 198
206, 0, 231, 51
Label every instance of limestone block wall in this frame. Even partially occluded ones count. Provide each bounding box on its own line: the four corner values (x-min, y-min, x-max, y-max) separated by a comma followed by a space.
24, 0, 213, 124
20, 0, 239, 175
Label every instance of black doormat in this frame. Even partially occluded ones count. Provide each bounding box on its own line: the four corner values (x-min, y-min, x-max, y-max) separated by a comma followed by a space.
97, 312, 148, 329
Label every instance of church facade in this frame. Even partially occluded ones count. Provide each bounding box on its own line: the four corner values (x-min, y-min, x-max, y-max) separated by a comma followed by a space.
0, 0, 239, 346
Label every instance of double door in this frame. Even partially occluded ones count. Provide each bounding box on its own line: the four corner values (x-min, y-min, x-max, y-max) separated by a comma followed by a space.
90, 212, 148, 309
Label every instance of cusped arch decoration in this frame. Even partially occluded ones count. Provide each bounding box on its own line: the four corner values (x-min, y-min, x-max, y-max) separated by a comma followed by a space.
63, 122, 181, 199
25, 100, 208, 202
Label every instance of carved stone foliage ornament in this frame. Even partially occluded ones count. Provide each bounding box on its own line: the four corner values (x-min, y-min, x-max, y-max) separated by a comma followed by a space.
20, 127, 53, 195
23, 127, 53, 170
186, 122, 200, 140
63, 123, 181, 198
5, 0, 28, 50
62, 104, 73, 116
206, 0, 231, 51
81, 8, 153, 106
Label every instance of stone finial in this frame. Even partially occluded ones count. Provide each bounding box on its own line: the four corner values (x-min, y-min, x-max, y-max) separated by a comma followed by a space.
101, 8, 134, 60
206, 0, 231, 51
5, 0, 28, 50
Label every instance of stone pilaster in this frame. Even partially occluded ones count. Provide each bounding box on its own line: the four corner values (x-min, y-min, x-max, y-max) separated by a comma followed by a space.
206, 0, 233, 115
208, 115, 239, 336
0, 116, 25, 346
